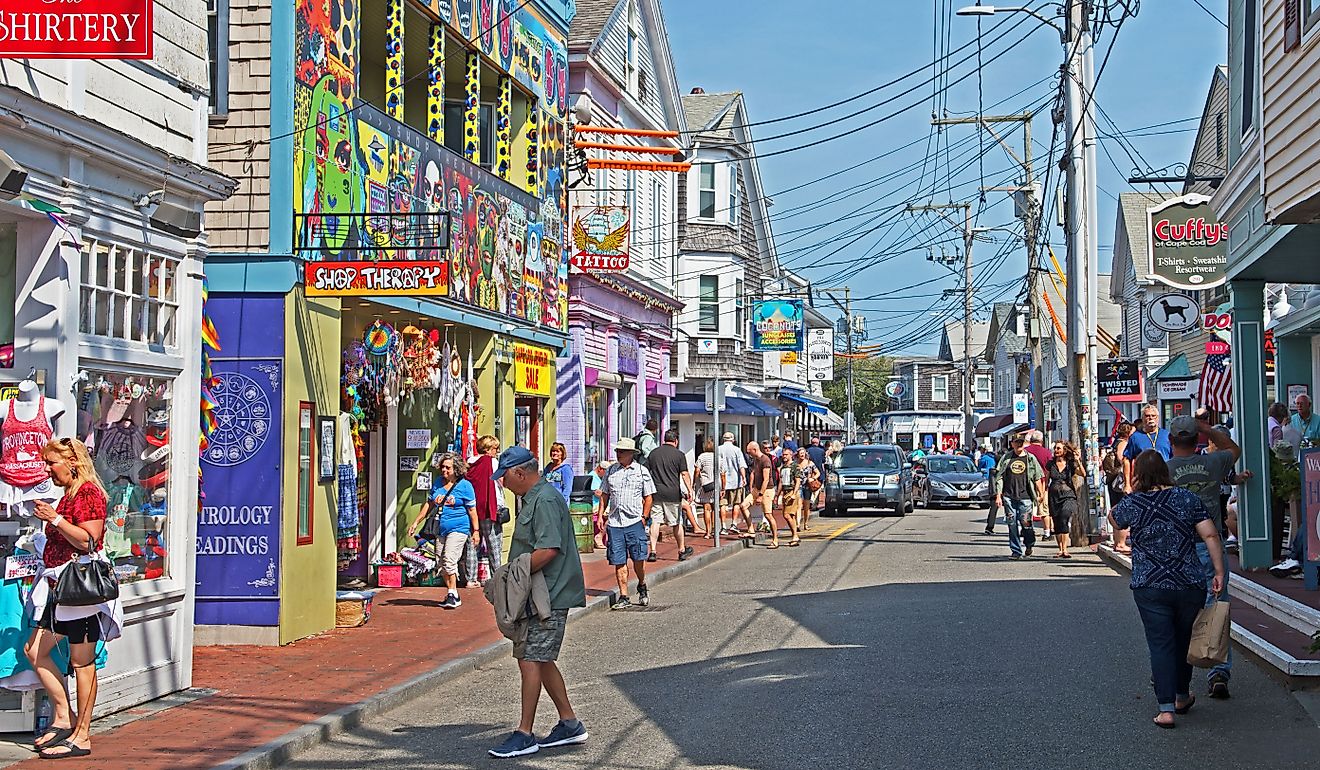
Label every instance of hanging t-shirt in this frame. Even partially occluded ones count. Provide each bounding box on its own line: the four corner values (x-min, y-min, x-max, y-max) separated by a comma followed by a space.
431, 478, 476, 535
105, 481, 145, 559
96, 424, 146, 483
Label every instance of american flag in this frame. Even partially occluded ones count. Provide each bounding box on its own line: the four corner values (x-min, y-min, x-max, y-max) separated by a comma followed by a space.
1199, 351, 1233, 413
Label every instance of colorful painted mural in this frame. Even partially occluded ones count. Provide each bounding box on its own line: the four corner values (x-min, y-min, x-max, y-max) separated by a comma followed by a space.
292, 0, 569, 332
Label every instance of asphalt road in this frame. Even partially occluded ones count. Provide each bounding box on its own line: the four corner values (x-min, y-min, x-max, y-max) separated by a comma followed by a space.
285, 507, 1320, 769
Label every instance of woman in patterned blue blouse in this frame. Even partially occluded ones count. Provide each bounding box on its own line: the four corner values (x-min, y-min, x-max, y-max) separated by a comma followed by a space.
1112, 450, 1226, 728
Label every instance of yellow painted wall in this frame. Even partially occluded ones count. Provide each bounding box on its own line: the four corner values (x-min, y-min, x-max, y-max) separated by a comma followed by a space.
279, 293, 342, 644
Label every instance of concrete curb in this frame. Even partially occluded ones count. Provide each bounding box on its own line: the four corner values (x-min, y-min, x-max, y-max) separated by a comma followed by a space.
1095, 544, 1320, 683
212, 538, 749, 770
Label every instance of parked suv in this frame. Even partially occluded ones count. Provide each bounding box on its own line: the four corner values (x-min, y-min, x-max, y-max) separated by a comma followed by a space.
822, 444, 913, 517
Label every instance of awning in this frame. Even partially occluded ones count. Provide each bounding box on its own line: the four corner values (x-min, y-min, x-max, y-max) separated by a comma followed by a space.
989, 422, 1029, 439
821, 408, 846, 429
669, 396, 781, 417
778, 388, 829, 415
1150, 353, 1192, 380
975, 414, 1013, 437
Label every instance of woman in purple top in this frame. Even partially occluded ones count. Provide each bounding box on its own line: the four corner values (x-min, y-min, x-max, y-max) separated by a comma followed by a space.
1112, 450, 1225, 728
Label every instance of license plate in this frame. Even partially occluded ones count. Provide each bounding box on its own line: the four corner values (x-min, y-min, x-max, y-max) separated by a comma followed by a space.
957, 491, 970, 499
853, 491, 868, 500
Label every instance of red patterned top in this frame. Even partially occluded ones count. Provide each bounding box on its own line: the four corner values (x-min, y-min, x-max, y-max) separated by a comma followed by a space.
44, 483, 107, 568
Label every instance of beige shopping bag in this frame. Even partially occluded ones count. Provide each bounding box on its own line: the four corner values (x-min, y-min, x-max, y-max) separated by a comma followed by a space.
1187, 600, 1231, 667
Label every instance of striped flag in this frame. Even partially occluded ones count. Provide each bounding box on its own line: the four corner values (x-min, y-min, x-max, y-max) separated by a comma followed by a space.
1199, 351, 1233, 412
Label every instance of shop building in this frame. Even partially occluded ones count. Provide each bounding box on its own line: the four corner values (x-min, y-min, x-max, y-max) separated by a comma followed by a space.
1215, 0, 1320, 569
0, 3, 236, 721
670, 90, 835, 451
560, 0, 686, 471
203, 0, 574, 644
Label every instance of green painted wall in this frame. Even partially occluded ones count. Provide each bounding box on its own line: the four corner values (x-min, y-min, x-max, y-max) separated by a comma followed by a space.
394, 387, 449, 548
279, 293, 342, 644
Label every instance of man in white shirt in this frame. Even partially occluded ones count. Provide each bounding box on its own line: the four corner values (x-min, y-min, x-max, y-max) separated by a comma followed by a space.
717, 432, 748, 534
600, 438, 656, 609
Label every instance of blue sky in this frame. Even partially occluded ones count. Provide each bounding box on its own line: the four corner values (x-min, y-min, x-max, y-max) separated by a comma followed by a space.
662, 0, 1228, 355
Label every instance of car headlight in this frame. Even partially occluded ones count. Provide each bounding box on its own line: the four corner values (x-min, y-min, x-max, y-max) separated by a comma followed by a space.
827, 471, 840, 486
931, 480, 952, 492
974, 481, 989, 492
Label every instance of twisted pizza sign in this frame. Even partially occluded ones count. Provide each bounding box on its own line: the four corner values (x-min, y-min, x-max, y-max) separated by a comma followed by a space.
1146, 194, 1228, 290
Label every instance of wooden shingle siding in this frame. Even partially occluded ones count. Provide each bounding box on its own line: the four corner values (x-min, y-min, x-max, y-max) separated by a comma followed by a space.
206, 0, 272, 252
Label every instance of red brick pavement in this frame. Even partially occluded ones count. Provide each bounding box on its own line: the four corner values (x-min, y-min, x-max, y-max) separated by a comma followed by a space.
12, 533, 731, 769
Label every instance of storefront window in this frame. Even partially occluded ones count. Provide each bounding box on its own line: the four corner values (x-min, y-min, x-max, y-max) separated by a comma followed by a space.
79, 239, 179, 348
585, 387, 607, 470
0, 227, 13, 367
80, 370, 173, 584
618, 384, 635, 441
297, 402, 314, 544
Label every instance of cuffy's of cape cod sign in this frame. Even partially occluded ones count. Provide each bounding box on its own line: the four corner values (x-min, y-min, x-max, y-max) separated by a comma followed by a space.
0, 1, 152, 60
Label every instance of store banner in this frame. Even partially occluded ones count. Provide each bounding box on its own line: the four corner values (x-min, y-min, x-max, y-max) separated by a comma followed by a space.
617, 334, 639, 377
304, 260, 449, 296
1097, 359, 1143, 400
1301, 448, 1320, 586
751, 300, 804, 352
1146, 194, 1228, 290
0, 0, 153, 59
198, 358, 283, 607
807, 328, 834, 381
570, 206, 630, 272
514, 342, 554, 397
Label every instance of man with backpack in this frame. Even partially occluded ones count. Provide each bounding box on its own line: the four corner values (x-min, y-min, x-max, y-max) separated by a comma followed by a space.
634, 419, 659, 466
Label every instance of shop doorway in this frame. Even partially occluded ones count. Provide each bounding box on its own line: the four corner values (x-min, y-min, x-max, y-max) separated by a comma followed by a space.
515, 397, 543, 459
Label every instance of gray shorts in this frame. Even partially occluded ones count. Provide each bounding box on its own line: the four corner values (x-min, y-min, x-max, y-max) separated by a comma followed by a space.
653, 501, 681, 526
516, 608, 569, 662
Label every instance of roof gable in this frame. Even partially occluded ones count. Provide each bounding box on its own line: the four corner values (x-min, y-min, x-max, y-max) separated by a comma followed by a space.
570, 0, 687, 133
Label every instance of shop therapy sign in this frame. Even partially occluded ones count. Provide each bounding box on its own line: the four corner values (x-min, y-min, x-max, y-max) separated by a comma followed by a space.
1146, 194, 1228, 290
0, 0, 153, 59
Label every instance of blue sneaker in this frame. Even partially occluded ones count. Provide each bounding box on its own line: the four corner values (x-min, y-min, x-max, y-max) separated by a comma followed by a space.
489, 731, 540, 758
538, 719, 589, 748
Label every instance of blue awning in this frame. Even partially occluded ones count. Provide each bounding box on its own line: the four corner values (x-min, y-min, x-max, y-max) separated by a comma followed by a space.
669, 396, 781, 417
779, 389, 829, 415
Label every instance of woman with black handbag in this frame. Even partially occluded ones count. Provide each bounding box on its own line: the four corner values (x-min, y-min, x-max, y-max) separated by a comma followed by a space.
27, 437, 122, 759
408, 453, 478, 609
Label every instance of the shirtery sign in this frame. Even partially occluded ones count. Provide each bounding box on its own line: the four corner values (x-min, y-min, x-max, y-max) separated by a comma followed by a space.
0, 1, 153, 59
1146, 194, 1228, 290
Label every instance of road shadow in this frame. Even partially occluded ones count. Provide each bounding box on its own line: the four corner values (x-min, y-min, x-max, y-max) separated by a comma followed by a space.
603, 578, 1318, 770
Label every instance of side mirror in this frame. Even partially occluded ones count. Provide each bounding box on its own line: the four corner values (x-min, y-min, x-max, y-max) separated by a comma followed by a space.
903, 463, 912, 470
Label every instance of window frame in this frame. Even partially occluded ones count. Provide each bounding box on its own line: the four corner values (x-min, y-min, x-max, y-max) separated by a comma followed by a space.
1306, 0, 1320, 33
734, 277, 745, 338
931, 374, 949, 403
974, 374, 992, 403
296, 401, 316, 546
1242, 0, 1258, 138
207, 0, 230, 119
698, 274, 719, 333
727, 166, 739, 227
79, 237, 181, 350
696, 163, 717, 220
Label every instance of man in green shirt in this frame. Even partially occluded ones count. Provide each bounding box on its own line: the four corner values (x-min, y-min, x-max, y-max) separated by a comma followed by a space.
488, 446, 587, 758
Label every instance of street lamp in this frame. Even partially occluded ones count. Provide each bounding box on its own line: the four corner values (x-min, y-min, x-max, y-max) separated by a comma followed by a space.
954, 4, 1064, 35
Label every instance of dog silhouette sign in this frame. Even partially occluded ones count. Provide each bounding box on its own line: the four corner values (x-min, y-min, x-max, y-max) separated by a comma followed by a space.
1146, 292, 1199, 334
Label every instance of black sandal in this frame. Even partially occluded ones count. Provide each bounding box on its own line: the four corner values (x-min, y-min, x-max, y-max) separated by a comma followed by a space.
39, 739, 91, 759
34, 726, 73, 750
1174, 696, 1195, 715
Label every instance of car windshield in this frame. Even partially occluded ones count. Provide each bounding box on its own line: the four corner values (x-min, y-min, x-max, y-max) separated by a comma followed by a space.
926, 456, 976, 474
835, 448, 901, 472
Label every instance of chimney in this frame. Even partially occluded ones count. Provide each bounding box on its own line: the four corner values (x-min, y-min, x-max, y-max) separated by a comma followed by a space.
690, 87, 705, 94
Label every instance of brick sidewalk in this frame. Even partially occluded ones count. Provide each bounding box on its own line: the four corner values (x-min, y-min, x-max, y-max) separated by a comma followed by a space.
9, 533, 737, 769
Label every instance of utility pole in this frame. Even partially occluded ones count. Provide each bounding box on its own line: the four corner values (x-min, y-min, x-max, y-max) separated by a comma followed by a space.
820, 287, 856, 442
1060, 0, 1100, 490
907, 202, 975, 449
933, 112, 1040, 440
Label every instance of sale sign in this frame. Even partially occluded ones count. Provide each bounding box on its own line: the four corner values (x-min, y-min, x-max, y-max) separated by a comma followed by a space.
0, 1, 153, 59
304, 260, 449, 296
514, 342, 554, 397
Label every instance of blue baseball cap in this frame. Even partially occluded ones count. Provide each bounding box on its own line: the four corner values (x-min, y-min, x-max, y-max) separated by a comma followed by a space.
492, 446, 536, 480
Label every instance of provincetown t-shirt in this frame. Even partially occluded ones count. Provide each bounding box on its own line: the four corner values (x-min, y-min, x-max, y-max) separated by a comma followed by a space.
1166, 449, 1236, 531
1001, 454, 1034, 500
